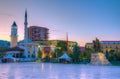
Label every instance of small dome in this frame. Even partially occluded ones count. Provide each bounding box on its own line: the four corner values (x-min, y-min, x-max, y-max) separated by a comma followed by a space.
18, 39, 32, 43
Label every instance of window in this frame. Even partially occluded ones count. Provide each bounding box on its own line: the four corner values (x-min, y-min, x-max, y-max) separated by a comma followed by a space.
106, 46, 108, 48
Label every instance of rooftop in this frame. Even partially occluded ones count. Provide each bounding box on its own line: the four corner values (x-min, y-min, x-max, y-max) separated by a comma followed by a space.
7, 47, 24, 51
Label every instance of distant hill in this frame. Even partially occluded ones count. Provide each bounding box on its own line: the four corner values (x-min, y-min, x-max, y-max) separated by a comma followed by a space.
0, 40, 10, 48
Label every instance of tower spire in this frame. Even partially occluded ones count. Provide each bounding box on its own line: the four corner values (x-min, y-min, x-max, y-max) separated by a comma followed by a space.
24, 9, 28, 57
24, 9, 28, 40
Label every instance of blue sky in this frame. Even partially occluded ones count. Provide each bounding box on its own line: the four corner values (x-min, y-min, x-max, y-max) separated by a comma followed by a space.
0, 0, 120, 46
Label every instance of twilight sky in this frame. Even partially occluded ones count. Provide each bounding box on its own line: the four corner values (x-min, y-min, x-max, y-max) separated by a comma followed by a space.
0, 0, 120, 46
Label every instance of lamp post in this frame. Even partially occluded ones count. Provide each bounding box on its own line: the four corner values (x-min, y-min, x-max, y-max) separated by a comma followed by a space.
116, 46, 118, 53
37, 45, 41, 58
55, 48, 57, 58
55, 47, 61, 58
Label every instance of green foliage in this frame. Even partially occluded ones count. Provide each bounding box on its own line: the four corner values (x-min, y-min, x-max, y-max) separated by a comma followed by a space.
93, 38, 101, 52
116, 52, 120, 61
80, 53, 87, 60
109, 50, 115, 53
52, 52, 57, 58
0, 47, 8, 52
37, 48, 42, 58
51, 49, 57, 58
105, 50, 119, 61
57, 41, 67, 51
105, 50, 109, 60
72, 45, 81, 62
83, 52, 91, 59
0, 52, 6, 57
79, 48, 92, 63
56, 41, 68, 57
0, 47, 8, 57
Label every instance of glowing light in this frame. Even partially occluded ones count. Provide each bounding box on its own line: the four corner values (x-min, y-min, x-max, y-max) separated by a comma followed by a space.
49, 51, 52, 58
38, 45, 40, 48
42, 50, 45, 58
58, 47, 61, 50
98, 52, 103, 57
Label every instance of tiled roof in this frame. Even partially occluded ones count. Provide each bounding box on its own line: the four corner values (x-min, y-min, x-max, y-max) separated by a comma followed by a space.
86, 43, 93, 44
28, 26, 49, 30
100, 41, 120, 44
101, 41, 120, 42
7, 47, 24, 51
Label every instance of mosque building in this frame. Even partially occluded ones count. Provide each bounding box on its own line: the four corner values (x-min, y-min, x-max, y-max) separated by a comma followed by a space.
4, 10, 77, 59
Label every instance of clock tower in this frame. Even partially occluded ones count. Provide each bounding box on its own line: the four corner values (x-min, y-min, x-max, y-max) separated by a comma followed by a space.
10, 21, 18, 47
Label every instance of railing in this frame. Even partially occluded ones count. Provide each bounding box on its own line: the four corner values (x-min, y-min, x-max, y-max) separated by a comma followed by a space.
15, 58, 41, 62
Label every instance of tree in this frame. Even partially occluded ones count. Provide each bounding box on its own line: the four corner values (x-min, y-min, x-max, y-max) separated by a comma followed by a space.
93, 38, 101, 52
56, 41, 68, 57
72, 45, 81, 63
105, 50, 109, 60
84, 48, 92, 59
116, 52, 120, 61
52, 52, 56, 58
106, 50, 117, 61
37, 48, 42, 58
0, 47, 8, 57
79, 48, 93, 63
52, 48, 61, 58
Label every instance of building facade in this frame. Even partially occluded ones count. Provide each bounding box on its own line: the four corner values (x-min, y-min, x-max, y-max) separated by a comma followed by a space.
85, 41, 120, 53
28, 26, 49, 41
6, 47, 24, 58
85, 43, 93, 49
18, 40, 77, 58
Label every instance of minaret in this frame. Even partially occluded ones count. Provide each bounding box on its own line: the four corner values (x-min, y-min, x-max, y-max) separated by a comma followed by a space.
10, 21, 18, 47
24, 9, 28, 57
24, 9, 28, 40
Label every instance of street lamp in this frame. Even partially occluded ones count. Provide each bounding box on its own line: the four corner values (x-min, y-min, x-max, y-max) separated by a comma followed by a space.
38, 45, 40, 48
55, 47, 61, 58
